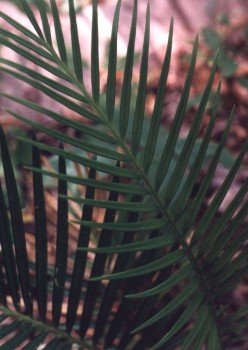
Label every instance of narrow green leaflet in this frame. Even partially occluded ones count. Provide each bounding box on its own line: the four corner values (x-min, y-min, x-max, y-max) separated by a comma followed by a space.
0, 29, 54, 61
21, 333, 47, 350
163, 58, 217, 206
74, 217, 169, 232
143, 18, 173, 172
50, 0, 68, 63
66, 167, 96, 332
19, 137, 138, 178
202, 178, 248, 253
131, 3, 150, 156
182, 108, 235, 231
37, 0, 52, 45
19, 0, 44, 38
119, 0, 137, 138
0, 67, 97, 121
0, 321, 23, 339
7, 110, 126, 161
132, 280, 198, 333
0, 126, 32, 315
80, 233, 175, 254
126, 264, 192, 298
106, 0, 121, 120
0, 59, 85, 102
211, 248, 248, 288
91, 0, 100, 102
172, 82, 220, 215
0, 305, 84, 348
0, 260, 6, 306
182, 305, 212, 349
92, 198, 143, 344
155, 36, 198, 190
192, 139, 248, 246
32, 138, 48, 322
224, 306, 248, 325
0, 327, 33, 350
0, 11, 43, 44
2, 94, 114, 144
52, 147, 68, 326
63, 196, 159, 212
0, 39, 70, 81
151, 292, 204, 349
91, 250, 185, 280
68, 0, 83, 81
209, 205, 248, 270
0, 182, 20, 310
24, 167, 148, 195
207, 323, 222, 350
79, 172, 120, 337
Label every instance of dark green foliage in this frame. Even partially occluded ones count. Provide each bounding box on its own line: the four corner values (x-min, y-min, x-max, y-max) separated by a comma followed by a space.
0, 1, 247, 349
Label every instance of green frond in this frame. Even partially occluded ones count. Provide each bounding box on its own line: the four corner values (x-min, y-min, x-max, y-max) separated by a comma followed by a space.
0, 0, 246, 348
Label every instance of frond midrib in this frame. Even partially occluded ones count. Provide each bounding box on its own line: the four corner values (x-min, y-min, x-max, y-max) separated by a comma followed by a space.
90, 98, 223, 344
4, 26, 223, 345
0, 305, 88, 348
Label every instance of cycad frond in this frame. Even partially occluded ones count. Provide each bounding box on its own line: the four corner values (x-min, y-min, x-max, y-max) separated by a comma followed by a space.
0, 1, 247, 349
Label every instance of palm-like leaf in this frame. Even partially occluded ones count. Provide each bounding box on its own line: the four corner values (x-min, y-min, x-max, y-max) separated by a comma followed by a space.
0, 1, 247, 349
